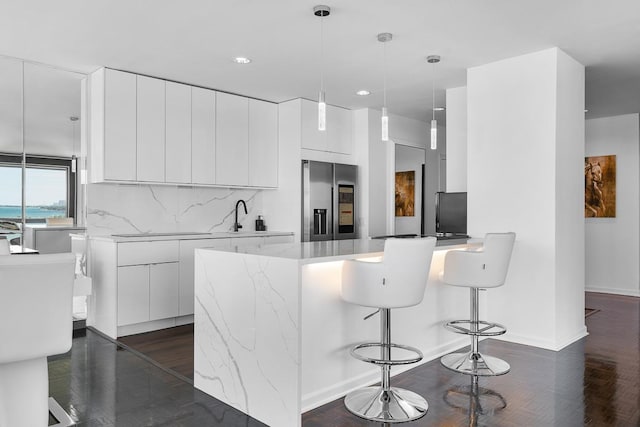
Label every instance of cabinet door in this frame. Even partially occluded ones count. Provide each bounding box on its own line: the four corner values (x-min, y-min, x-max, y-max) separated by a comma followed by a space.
327, 105, 353, 155
249, 99, 278, 187
165, 81, 192, 183
179, 238, 231, 316
137, 76, 165, 182
149, 262, 180, 321
117, 265, 149, 326
301, 98, 326, 151
191, 87, 216, 185
216, 92, 249, 185
105, 69, 137, 181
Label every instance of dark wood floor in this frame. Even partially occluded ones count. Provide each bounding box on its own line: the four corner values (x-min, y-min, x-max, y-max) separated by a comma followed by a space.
49, 292, 640, 426
119, 323, 195, 381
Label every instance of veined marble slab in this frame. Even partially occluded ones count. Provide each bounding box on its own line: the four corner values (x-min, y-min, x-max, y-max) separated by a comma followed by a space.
194, 249, 301, 427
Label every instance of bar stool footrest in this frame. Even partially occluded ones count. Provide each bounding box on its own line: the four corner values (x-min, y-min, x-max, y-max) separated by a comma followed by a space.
440, 351, 510, 376
350, 342, 423, 366
444, 320, 507, 337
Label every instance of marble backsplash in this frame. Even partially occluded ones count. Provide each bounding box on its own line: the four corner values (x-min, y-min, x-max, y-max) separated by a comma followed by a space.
86, 183, 263, 236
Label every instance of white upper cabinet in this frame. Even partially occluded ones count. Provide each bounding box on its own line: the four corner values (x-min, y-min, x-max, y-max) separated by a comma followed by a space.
216, 92, 249, 186
136, 75, 165, 182
249, 99, 278, 187
191, 87, 216, 185
327, 104, 352, 154
165, 81, 192, 184
301, 98, 352, 155
301, 98, 325, 151
89, 68, 277, 187
101, 69, 137, 181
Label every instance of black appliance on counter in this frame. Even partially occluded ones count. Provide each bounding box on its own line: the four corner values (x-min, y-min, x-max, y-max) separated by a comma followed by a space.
435, 191, 468, 237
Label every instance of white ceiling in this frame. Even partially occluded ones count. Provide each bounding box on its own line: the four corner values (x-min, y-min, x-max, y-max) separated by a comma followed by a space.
2, 0, 640, 123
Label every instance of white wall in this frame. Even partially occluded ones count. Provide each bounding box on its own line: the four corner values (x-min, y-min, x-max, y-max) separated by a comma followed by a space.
467, 47, 585, 351
446, 86, 467, 192
585, 114, 640, 296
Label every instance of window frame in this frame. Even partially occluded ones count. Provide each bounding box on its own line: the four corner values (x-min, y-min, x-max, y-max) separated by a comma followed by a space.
0, 153, 76, 223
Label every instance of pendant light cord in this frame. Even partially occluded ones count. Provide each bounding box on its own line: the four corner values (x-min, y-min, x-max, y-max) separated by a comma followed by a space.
383, 41, 387, 109
320, 12, 324, 93
432, 61, 435, 121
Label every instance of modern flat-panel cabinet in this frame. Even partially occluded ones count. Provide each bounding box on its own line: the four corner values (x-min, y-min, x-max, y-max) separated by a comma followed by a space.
115, 240, 180, 328
98, 68, 137, 181
216, 92, 249, 186
136, 75, 166, 182
149, 262, 180, 320
90, 67, 277, 188
249, 99, 278, 187
191, 87, 216, 185
300, 98, 352, 155
165, 81, 192, 184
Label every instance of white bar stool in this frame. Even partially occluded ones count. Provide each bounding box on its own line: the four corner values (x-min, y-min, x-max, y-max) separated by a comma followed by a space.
440, 232, 516, 376
341, 237, 436, 423
0, 253, 77, 426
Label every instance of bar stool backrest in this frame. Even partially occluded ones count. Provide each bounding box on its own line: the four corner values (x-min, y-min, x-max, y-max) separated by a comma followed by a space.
342, 237, 436, 308
0, 238, 9, 255
0, 253, 75, 364
442, 232, 516, 288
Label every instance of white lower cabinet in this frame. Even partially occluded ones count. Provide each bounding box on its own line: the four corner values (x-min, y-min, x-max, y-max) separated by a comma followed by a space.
117, 265, 150, 326
150, 262, 180, 320
117, 262, 179, 326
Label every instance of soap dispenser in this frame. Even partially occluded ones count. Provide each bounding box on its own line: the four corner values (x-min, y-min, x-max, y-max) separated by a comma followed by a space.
255, 215, 266, 231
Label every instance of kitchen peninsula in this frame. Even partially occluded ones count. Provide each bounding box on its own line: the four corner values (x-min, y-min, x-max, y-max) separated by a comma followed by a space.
194, 238, 478, 427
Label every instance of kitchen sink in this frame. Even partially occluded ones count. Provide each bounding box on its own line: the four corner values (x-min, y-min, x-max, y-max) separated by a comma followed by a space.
111, 232, 212, 237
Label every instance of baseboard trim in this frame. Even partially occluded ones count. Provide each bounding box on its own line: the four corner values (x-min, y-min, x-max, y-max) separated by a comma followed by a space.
586, 287, 640, 297
492, 327, 588, 352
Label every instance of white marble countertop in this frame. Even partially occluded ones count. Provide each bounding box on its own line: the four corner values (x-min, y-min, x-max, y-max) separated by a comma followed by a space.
199, 237, 475, 264
24, 224, 86, 231
88, 230, 294, 242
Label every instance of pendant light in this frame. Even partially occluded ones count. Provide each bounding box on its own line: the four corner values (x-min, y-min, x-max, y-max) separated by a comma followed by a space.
427, 55, 440, 150
378, 33, 392, 141
314, 5, 330, 131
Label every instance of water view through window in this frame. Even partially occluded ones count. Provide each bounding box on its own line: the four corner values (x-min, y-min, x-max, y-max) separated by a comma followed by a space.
0, 165, 68, 220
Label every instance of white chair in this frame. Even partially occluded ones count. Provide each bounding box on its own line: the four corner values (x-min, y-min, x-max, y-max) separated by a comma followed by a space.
0, 253, 77, 426
341, 237, 437, 423
0, 238, 9, 255
440, 232, 516, 376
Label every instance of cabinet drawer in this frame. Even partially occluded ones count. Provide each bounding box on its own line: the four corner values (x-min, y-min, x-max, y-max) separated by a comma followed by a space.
117, 240, 179, 266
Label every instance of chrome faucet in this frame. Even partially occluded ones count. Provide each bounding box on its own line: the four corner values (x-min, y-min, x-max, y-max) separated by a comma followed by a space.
234, 200, 248, 232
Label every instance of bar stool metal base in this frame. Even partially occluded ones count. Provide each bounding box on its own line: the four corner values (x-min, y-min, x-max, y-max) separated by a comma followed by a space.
441, 351, 510, 376
344, 386, 428, 423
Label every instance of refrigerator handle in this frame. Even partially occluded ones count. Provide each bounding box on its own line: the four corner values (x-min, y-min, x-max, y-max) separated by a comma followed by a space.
331, 186, 334, 238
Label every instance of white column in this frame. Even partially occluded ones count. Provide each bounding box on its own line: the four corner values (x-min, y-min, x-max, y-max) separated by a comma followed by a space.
467, 47, 586, 350
445, 86, 467, 192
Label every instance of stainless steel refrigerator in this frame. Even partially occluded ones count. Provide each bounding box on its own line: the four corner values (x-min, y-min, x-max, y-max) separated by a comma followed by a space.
302, 160, 357, 241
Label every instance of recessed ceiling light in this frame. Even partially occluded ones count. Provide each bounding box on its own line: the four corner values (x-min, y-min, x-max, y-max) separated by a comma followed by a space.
233, 57, 251, 64
434, 107, 446, 111
356, 90, 371, 96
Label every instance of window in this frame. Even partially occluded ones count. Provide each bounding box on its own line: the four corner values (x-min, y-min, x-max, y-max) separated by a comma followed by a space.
0, 154, 75, 223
